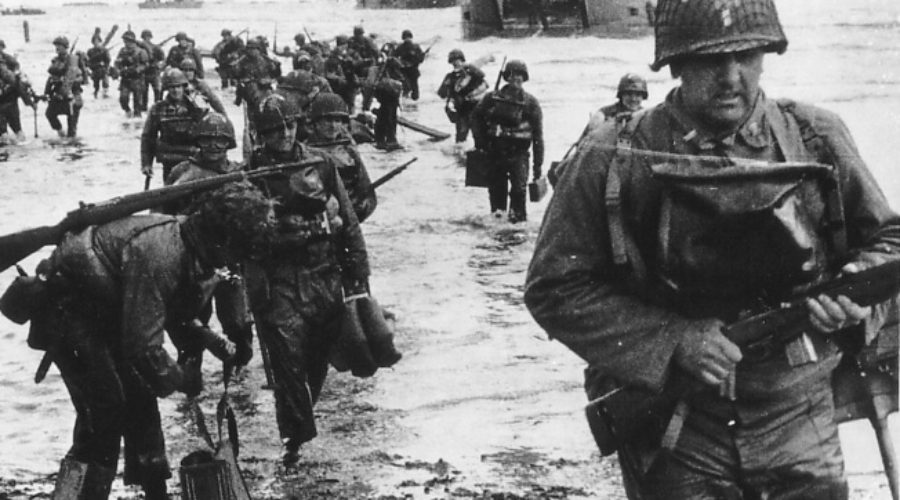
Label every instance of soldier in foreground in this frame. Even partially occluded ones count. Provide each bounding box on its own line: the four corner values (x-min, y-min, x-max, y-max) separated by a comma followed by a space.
28, 183, 274, 499
471, 59, 543, 223
246, 96, 370, 467
44, 36, 85, 139
524, 0, 900, 498
437, 49, 488, 144
141, 68, 204, 183
114, 30, 149, 118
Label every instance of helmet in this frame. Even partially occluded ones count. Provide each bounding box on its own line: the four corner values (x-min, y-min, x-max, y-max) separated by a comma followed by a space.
245, 38, 262, 50
353, 25, 365, 36
121, 31, 136, 42
616, 73, 648, 99
179, 58, 198, 72
401, 29, 413, 40
53, 36, 69, 48
221, 28, 232, 37
187, 181, 276, 263
141, 29, 153, 39
162, 68, 189, 89
256, 95, 299, 133
175, 31, 188, 42
335, 35, 349, 46
294, 33, 306, 44
651, 0, 788, 72
195, 111, 236, 149
447, 49, 465, 63
309, 93, 349, 123
502, 59, 529, 82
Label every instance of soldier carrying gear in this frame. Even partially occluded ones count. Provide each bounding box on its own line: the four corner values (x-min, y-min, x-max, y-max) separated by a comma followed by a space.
141, 68, 205, 183
276, 66, 332, 142
438, 48, 488, 144
87, 34, 111, 99
44, 36, 85, 138
393, 28, 425, 100
212, 28, 244, 90
114, 29, 149, 117
166, 31, 204, 77
139, 29, 167, 106
526, 0, 899, 499
471, 58, 544, 223
180, 57, 228, 116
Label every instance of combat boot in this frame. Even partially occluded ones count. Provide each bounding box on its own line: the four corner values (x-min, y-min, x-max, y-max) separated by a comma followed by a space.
282, 438, 301, 467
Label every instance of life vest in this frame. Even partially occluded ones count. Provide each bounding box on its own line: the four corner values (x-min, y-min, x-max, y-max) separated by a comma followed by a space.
484, 90, 533, 143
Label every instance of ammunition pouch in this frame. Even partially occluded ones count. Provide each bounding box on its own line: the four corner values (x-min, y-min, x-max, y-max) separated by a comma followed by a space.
155, 141, 200, 164
51, 457, 115, 500
0, 275, 50, 325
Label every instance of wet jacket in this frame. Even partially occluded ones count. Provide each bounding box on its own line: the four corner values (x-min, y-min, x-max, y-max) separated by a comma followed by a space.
0, 51, 20, 72
141, 94, 202, 168
213, 36, 244, 68
188, 76, 227, 115
471, 83, 544, 170
115, 44, 149, 81
49, 215, 219, 363
305, 138, 376, 223
233, 53, 281, 83
249, 142, 369, 285
599, 100, 640, 122
524, 89, 900, 400
86, 46, 111, 72
348, 35, 379, 64
138, 40, 166, 77
438, 64, 488, 104
394, 40, 424, 72
45, 53, 84, 100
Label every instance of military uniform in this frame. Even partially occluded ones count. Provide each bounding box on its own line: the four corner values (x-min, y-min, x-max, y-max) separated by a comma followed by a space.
437, 59, 488, 143
324, 49, 357, 113
45, 50, 85, 138
187, 75, 227, 116
247, 141, 370, 452
371, 59, 404, 150
471, 75, 543, 222
141, 93, 201, 181
394, 37, 424, 100
166, 44, 204, 76
86, 45, 111, 98
307, 137, 376, 223
524, 1, 900, 498
114, 43, 149, 116
139, 39, 166, 105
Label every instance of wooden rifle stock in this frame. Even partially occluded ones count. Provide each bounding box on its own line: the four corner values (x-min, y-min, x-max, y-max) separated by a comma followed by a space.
0, 159, 321, 272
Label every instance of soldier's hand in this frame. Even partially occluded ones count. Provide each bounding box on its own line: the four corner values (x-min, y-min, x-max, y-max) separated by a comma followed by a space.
141, 164, 153, 177
806, 262, 872, 333
674, 318, 742, 387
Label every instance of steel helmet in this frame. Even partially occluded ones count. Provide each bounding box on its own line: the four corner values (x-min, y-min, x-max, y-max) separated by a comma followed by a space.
175, 31, 189, 42
53, 36, 69, 48
401, 29, 413, 40
309, 93, 350, 123
162, 68, 189, 89
141, 29, 153, 39
353, 25, 365, 36
195, 111, 236, 149
502, 59, 529, 82
221, 28, 232, 37
447, 49, 465, 63
616, 73, 648, 99
651, 0, 788, 72
294, 33, 305, 44
121, 31, 136, 42
246, 38, 263, 50
256, 95, 299, 133
179, 58, 198, 72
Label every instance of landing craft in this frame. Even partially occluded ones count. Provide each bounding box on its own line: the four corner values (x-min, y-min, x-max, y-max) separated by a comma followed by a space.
358, 0, 456, 9
138, 0, 204, 8
461, 0, 654, 39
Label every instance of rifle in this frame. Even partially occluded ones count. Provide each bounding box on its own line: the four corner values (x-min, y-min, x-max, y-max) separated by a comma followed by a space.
494, 56, 506, 91
0, 159, 322, 272
69, 37, 79, 55
303, 26, 314, 44
158, 34, 177, 46
585, 258, 900, 456
369, 157, 416, 193
273, 24, 278, 57
235, 28, 250, 39
102, 24, 118, 48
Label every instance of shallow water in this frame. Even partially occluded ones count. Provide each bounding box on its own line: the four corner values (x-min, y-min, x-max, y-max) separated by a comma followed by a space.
0, 0, 898, 498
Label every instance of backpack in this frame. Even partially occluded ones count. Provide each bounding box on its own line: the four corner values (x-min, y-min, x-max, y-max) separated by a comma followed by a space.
485, 91, 525, 128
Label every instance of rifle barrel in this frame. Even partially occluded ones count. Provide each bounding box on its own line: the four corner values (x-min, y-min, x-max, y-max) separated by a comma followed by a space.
370, 157, 417, 191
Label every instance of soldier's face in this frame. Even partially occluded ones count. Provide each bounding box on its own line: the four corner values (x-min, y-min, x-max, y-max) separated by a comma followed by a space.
261, 122, 297, 152
620, 91, 644, 112
55, 45, 67, 56
677, 49, 764, 132
314, 117, 345, 141
168, 85, 186, 99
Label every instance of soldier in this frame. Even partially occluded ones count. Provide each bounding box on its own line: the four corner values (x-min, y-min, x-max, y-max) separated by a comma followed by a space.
305, 93, 376, 222
471, 59, 543, 223
44, 36, 85, 139
180, 58, 228, 116
325, 35, 357, 113
393, 29, 424, 101
86, 35, 111, 98
31, 183, 273, 500
141, 68, 204, 183
437, 49, 488, 144
166, 32, 204, 77
370, 57, 405, 151
233, 37, 281, 129
166, 112, 255, 370
246, 96, 370, 466
212, 28, 244, 89
524, 0, 900, 498
139, 29, 166, 106
348, 25, 379, 73
0, 40, 20, 72
0, 63, 33, 144
277, 57, 333, 142
600, 73, 648, 122
114, 30, 149, 118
